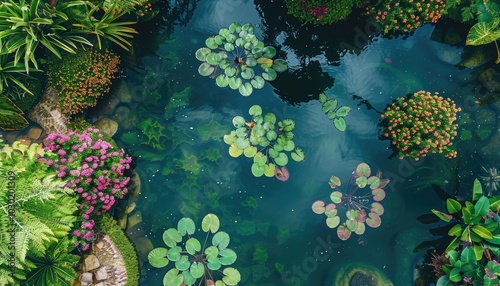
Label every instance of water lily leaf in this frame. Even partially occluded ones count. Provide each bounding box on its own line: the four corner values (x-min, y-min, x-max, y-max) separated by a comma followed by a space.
263, 113, 276, 125
236, 137, 250, 149
356, 163, 371, 177
229, 22, 242, 33
238, 82, 253, 96
163, 268, 184, 286
280, 119, 295, 132
246, 56, 257, 67
241, 67, 255, 80
264, 163, 276, 177
312, 201, 326, 214
266, 130, 277, 141
334, 117, 347, 131
242, 23, 254, 33
163, 228, 182, 247
226, 33, 237, 43
219, 28, 230, 37
225, 66, 237, 77
228, 77, 242, 89
275, 152, 288, 166
198, 63, 215, 77
219, 60, 230, 70
212, 231, 230, 250
205, 246, 219, 260
283, 140, 295, 152
330, 191, 343, 204
254, 152, 267, 165
252, 47, 263, 57
205, 37, 218, 49
356, 176, 367, 188
322, 98, 338, 113
251, 75, 265, 89
249, 105, 262, 116
183, 270, 196, 285
195, 47, 212, 61
336, 106, 351, 117
325, 215, 340, 228
337, 225, 351, 240
215, 52, 228, 61
229, 144, 243, 157
275, 166, 289, 181
354, 221, 366, 235
346, 219, 358, 231
206, 53, 219, 65
272, 58, 288, 72
367, 176, 381, 189
257, 57, 273, 68
251, 163, 265, 177
232, 116, 245, 128
216, 74, 229, 87
366, 213, 381, 228
202, 214, 220, 233
262, 46, 276, 58
290, 148, 305, 162
222, 267, 241, 286
224, 43, 234, 53
207, 258, 222, 270
177, 217, 196, 235
167, 246, 181, 261
268, 148, 279, 159
175, 255, 190, 271
329, 176, 341, 188
371, 202, 384, 215
186, 237, 201, 255
235, 37, 245, 47
243, 145, 257, 158
372, 188, 386, 201
262, 68, 277, 81
214, 35, 224, 45
148, 247, 169, 268
219, 248, 237, 265
324, 203, 337, 217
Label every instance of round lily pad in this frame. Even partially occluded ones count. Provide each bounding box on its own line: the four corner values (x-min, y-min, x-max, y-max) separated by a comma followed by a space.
163, 228, 182, 248
337, 225, 352, 241
262, 68, 277, 81
228, 144, 243, 157
167, 246, 181, 261
195, 47, 211, 61
272, 58, 288, 72
202, 213, 220, 233
175, 255, 190, 271
148, 247, 169, 268
228, 77, 242, 89
372, 188, 386, 201
356, 162, 371, 177
212, 231, 230, 250
205, 37, 218, 49
249, 105, 262, 116
312, 200, 326, 214
243, 145, 257, 158
190, 262, 205, 279
236, 137, 249, 149
183, 270, 196, 285
177, 217, 196, 236
274, 152, 288, 166
324, 203, 337, 217
264, 163, 276, 177
371, 202, 385, 215
216, 74, 229, 87
222, 267, 241, 286
239, 82, 253, 96
205, 246, 219, 260
219, 248, 237, 265
366, 213, 381, 228
198, 63, 214, 77
163, 268, 184, 286
262, 46, 276, 58
232, 116, 245, 128
207, 258, 222, 270
354, 221, 366, 235
186, 237, 201, 255
251, 163, 264, 177
330, 191, 343, 204
326, 216, 340, 228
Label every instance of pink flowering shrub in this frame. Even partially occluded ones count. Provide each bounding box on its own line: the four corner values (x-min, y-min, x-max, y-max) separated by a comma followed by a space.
38, 127, 133, 251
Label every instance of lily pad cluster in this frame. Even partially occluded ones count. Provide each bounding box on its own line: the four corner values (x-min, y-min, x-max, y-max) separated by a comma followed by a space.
319, 92, 351, 131
312, 162, 390, 240
148, 214, 241, 286
195, 22, 288, 96
223, 105, 305, 179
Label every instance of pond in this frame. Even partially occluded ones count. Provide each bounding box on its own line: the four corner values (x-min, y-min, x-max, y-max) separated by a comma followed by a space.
90, 1, 499, 285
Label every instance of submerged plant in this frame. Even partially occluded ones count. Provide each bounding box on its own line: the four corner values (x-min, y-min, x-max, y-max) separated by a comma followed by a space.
148, 213, 241, 286
195, 22, 287, 96
479, 165, 500, 196
312, 162, 389, 240
319, 92, 351, 131
380, 90, 461, 160
223, 105, 305, 180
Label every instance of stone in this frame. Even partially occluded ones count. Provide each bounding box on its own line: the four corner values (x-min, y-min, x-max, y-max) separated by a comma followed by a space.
458, 48, 491, 68
83, 254, 100, 271
95, 240, 104, 250
117, 211, 128, 230
115, 79, 133, 103
114, 106, 138, 130
127, 211, 142, 228
129, 171, 141, 199
133, 237, 154, 262
99, 96, 121, 115
80, 272, 93, 285
94, 283, 105, 286
125, 202, 136, 214
94, 267, 108, 281
93, 118, 119, 137
26, 127, 43, 140
5, 131, 19, 144
333, 262, 394, 286
443, 26, 463, 46
17, 138, 31, 146
126, 223, 145, 241
28, 86, 68, 134
478, 68, 500, 93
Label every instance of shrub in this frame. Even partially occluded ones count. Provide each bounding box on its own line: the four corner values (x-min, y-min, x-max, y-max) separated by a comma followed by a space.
39, 128, 133, 251
380, 90, 461, 160
365, 0, 446, 35
284, 0, 365, 25
46, 49, 120, 116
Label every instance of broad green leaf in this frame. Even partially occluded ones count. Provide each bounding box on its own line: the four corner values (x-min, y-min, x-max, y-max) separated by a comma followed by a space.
472, 244, 484, 261
466, 18, 500, 46
431, 209, 452, 222
334, 117, 347, 131
206, 53, 220, 65
236, 137, 250, 149
228, 144, 243, 157
238, 82, 253, 96
291, 148, 305, 162
163, 228, 182, 248
322, 98, 338, 113
330, 191, 343, 204
446, 199, 462, 214
228, 77, 242, 89
167, 246, 181, 261
329, 176, 341, 188
249, 105, 262, 116
324, 204, 337, 217
190, 262, 205, 279
147, 247, 169, 268
326, 216, 340, 228
183, 270, 196, 285
222, 267, 241, 285
205, 246, 219, 260
216, 74, 229, 87
274, 152, 288, 166
312, 201, 326, 214
356, 176, 368, 188
365, 213, 381, 228
254, 152, 267, 165
251, 163, 264, 177
175, 255, 190, 271
243, 146, 257, 158
229, 22, 241, 33
474, 196, 490, 217
186, 238, 201, 255
177, 217, 196, 235
250, 75, 265, 89
241, 67, 255, 80
205, 37, 218, 49
224, 42, 234, 52
472, 225, 493, 239
449, 267, 461, 282
225, 66, 236, 77
461, 247, 476, 264
472, 179, 484, 202
264, 163, 275, 177
202, 213, 220, 233
356, 162, 371, 177
198, 63, 214, 77
163, 268, 184, 286
207, 258, 222, 270
257, 57, 273, 68
219, 248, 237, 265
262, 68, 277, 81
195, 47, 211, 61
262, 46, 276, 58
232, 116, 245, 128
371, 202, 384, 215
337, 225, 351, 240
272, 58, 288, 72
212, 231, 230, 250
448, 224, 462, 237
336, 106, 351, 117
445, 236, 459, 253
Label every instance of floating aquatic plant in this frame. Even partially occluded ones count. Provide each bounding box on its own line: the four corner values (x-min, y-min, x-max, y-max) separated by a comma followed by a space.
223, 105, 305, 179
319, 92, 351, 131
312, 162, 390, 240
195, 22, 288, 96
148, 214, 241, 286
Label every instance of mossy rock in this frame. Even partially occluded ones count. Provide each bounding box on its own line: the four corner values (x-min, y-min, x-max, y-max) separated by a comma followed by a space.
334, 262, 394, 286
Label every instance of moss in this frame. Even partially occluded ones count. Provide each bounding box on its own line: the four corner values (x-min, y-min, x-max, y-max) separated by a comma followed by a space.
96, 213, 140, 286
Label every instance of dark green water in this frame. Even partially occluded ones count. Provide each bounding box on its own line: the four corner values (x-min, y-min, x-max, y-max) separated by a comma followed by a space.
110, 1, 499, 285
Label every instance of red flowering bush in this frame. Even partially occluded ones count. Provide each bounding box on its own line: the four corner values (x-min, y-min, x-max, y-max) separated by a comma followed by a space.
380, 90, 461, 160
284, 0, 364, 25
38, 127, 132, 251
365, 0, 446, 35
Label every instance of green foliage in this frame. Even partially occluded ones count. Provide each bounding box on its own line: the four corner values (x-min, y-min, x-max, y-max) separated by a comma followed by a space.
137, 118, 168, 150
318, 92, 350, 132
284, 0, 364, 25
195, 23, 287, 96
96, 213, 139, 286
0, 94, 29, 131
46, 49, 120, 116
312, 162, 390, 240
223, 105, 304, 180
430, 179, 500, 284
0, 52, 39, 97
148, 214, 241, 286
196, 118, 230, 141
164, 86, 191, 120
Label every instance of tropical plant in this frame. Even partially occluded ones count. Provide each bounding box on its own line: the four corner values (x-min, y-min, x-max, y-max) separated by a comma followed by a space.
0, 94, 29, 131
420, 179, 500, 285
72, 5, 138, 50
284, 0, 364, 25
223, 105, 305, 180
319, 92, 351, 131
380, 90, 461, 160
148, 213, 241, 286
0, 141, 79, 285
0, 52, 39, 96
465, 1, 500, 64
312, 162, 389, 240
195, 22, 288, 96
0, 0, 92, 73
46, 48, 120, 116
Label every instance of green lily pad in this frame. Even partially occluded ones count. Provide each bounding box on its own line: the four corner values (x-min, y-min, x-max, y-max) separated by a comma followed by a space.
324, 203, 337, 217
195, 47, 211, 61
186, 237, 201, 255
366, 213, 381, 228
198, 63, 214, 76
216, 74, 229, 87
229, 144, 243, 157
262, 68, 277, 81
163, 268, 184, 286
228, 77, 242, 89
264, 163, 276, 177
336, 106, 351, 117
249, 105, 262, 116
207, 258, 222, 270
225, 66, 237, 77
222, 267, 241, 285
202, 213, 220, 233
326, 216, 340, 228
312, 200, 326, 214
246, 56, 257, 67
212, 231, 230, 250
262, 46, 276, 58
177, 217, 196, 235
205, 246, 219, 260
356, 162, 371, 177
224, 42, 234, 51
272, 58, 288, 72
236, 137, 250, 149
183, 270, 196, 285
241, 68, 255, 80
206, 53, 219, 65
251, 163, 265, 177
330, 191, 342, 204
190, 262, 205, 279
334, 117, 347, 131
148, 247, 169, 268
291, 148, 305, 162
372, 188, 386, 201
229, 22, 241, 33
371, 202, 384, 216
243, 145, 257, 157
337, 225, 352, 240
219, 248, 237, 265
239, 82, 253, 96
251, 75, 265, 89
167, 246, 181, 261
254, 152, 267, 165
329, 176, 342, 188
274, 152, 288, 166
264, 112, 276, 124
205, 37, 218, 49
175, 255, 191, 271
163, 228, 182, 248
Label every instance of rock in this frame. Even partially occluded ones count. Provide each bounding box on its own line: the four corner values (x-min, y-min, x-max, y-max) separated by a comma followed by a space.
17, 138, 31, 146
443, 26, 463, 45
5, 131, 19, 144
114, 106, 138, 130
115, 79, 133, 103
117, 211, 128, 230
93, 118, 119, 137
126, 223, 146, 241
478, 68, 500, 93
95, 240, 104, 250
458, 48, 492, 68
94, 267, 108, 281
127, 211, 142, 228
99, 96, 121, 116
28, 86, 68, 134
26, 127, 43, 140
94, 283, 105, 286
83, 254, 100, 271
133, 237, 154, 262
129, 171, 141, 199
80, 272, 93, 285
435, 48, 462, 65
125, 202, 136, 214
333, 262, 394, 286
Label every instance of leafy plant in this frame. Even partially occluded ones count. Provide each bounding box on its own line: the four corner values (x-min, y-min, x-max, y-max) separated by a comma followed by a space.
223, 105, 305, 180
319, 92, 351, 131
0, 94, 29, 131
284, 0, 364, 25
195, 22, 287, 96
312, 162, 389, 240
465, 0, 500, 64
0, 52, 38, 96
148, 213, 241, 286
